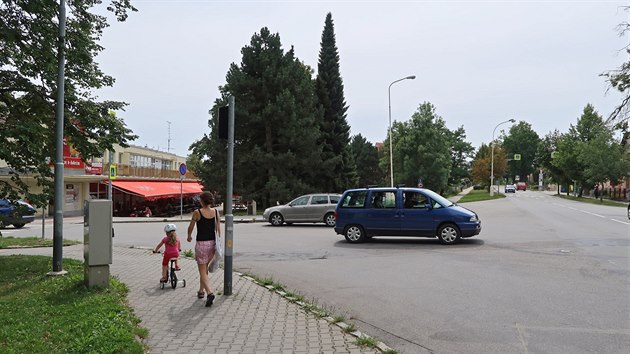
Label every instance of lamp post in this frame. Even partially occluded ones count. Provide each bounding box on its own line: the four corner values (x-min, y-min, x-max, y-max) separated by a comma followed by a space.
388, 75, 415, 187
490, 118, 516, 196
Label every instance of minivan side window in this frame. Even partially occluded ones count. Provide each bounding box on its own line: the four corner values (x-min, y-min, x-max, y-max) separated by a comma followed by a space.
370, 191, 396, 209
340, 191, 368, 208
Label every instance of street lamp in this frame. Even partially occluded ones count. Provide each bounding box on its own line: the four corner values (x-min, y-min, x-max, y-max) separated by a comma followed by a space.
388, 75, 415, 187
490, 118, 516, 196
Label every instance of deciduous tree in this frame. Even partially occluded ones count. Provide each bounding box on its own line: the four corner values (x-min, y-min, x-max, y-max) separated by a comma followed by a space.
0, 0, 137, 205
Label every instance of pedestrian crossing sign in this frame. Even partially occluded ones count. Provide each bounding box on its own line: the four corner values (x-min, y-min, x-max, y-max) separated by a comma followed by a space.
109, 164, 117, 180
514, 154, 521, 161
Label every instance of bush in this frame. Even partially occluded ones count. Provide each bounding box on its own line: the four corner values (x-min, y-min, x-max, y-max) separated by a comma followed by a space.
473, 185, 485, 190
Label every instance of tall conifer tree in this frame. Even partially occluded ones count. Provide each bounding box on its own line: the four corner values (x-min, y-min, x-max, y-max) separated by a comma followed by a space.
315, 13, 357, 192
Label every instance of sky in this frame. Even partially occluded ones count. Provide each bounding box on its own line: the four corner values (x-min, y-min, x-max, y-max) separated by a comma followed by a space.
95, 0, 630, 157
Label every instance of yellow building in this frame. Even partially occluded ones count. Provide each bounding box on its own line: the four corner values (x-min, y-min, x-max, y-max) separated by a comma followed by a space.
0, 144, 199, 217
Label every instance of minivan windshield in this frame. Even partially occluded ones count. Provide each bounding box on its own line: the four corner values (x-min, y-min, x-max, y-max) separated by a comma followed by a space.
421, 189, 453, 207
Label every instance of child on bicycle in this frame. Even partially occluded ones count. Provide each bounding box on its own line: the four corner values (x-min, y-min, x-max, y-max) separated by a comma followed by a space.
154, 223, 181, 282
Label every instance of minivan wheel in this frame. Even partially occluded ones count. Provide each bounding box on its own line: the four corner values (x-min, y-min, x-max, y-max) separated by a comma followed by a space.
269, 212, 284, 226
324, 213, 336, 227
437, 223, 460, 245
344, 225, 365, 244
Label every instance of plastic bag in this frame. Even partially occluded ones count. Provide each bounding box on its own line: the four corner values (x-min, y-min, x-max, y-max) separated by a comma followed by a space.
209, 234, 223, 273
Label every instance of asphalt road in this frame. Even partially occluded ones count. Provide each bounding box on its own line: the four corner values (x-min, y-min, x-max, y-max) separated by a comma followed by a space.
4, 191, 629, 353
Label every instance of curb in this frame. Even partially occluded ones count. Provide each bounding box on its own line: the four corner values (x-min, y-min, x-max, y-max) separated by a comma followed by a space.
241, 273, 395, 353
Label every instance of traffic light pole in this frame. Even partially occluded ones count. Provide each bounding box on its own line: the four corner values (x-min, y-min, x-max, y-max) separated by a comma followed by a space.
224, 96, 235, 296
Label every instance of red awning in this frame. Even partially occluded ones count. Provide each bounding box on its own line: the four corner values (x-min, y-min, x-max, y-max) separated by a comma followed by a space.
110, 181, 204, 200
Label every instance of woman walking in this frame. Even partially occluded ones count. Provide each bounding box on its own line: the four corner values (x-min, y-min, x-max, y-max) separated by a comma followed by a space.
187, 191, 221, 307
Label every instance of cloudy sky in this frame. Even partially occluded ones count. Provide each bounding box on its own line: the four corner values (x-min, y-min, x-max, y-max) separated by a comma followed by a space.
96, 0, 629, 157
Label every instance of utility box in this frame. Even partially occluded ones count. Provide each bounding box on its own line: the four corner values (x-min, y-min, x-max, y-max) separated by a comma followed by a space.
84, 200, 113, 288
247, 200, 257, 216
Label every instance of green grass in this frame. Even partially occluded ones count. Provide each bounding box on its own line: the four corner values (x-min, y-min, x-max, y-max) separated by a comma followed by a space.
0, 237, 80, 249
0, 255, 146, 353
554, 194, 627, 207
355, 335, 378, 348
457, 189, 506, 203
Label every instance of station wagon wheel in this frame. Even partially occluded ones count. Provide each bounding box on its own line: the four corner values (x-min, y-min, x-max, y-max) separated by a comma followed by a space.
344, 225, 365, 244
324, 212, 336, 227
13, 224, 25, 229
269, 212, 284, 226
437, 223, 460, 245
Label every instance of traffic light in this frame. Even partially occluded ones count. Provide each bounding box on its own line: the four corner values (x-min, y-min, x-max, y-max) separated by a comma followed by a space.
218, 106, 228, 140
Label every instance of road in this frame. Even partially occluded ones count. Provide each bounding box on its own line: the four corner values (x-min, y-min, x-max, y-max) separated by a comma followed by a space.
4, 191, 629, 353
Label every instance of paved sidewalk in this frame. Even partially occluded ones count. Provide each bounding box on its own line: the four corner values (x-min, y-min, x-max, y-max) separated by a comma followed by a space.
448, 186, 474, 203
1, 245, 383, 353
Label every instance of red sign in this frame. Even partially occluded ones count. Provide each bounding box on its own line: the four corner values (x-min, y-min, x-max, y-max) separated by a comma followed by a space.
63, 139, 85, 169
85, 162, 103, 175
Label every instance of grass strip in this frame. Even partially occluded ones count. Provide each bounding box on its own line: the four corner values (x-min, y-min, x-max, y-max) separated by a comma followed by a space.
0, 255, 146, 353
554, 194, 626, 207
0, 237, 80, 249
457, 189, 506, 203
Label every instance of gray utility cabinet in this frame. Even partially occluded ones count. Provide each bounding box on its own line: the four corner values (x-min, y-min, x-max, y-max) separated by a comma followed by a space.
84, 200, 113, 287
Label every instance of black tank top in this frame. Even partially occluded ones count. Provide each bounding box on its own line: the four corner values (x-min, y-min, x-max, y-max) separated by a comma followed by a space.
196, 208, 216, 241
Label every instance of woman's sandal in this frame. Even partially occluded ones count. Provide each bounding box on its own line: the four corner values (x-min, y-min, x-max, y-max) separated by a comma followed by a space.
197, 291, 205, 299
205, 293, 215, 307
160, 277, 168, 283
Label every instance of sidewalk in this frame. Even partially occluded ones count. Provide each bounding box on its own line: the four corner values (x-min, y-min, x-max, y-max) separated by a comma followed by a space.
0, 245, 385, 353
448, 186, 474, 204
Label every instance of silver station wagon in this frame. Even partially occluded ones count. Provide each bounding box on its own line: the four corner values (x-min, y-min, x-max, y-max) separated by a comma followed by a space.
263, 193, 341, 227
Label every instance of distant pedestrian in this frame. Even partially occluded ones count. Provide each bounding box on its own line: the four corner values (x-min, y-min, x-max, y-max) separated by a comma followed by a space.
187, 191, 221, 307
153, 224, 181, 283
594, 185, 600, 200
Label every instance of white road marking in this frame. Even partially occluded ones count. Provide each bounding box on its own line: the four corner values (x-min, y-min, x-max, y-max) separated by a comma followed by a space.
578, 210, 605, 218
610, 218, 630, 226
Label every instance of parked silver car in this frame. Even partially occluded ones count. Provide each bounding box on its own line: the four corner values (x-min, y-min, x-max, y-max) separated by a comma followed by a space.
263, 193, 341, 227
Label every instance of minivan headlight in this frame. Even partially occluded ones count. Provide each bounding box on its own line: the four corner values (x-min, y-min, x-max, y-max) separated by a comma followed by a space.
469, 215, 478, 222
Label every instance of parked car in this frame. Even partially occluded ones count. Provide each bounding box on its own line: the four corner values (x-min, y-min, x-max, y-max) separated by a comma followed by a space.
0, 199, 37, 229
505, 184, 516, 193
263, 193, 341, 227
516, 182, 527, 191
627, 203, 629, 220
334, 187, 481, 245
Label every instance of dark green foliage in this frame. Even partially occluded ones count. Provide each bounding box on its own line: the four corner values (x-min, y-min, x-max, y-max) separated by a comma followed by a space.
350, 134, 384, 187
387, 102, 452, 192
502, 121, 541, 182
315, 13, 357, 192
552, 104, 630, 196
0, 1, 137, 206
535, 130, 568, 185
447, 126, 474, 186
190, 28, 322, 208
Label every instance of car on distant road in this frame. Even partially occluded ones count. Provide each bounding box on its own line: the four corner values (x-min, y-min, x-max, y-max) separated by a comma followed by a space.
505, 184, 516, 193
263, 193, 341, 227
334, 187, 481, 245
516, 182, 527, 191
0, 199, 37, 229
627, 203, 629, 220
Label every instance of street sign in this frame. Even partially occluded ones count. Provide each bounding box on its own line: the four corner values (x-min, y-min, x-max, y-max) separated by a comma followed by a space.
514, 154, 521, 161
179, 163, 187, 176
109, 164, 117, 180
551, 151, 559, 159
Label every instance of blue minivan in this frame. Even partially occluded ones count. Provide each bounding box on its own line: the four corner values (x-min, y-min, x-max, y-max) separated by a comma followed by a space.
334, 187, 481, 245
